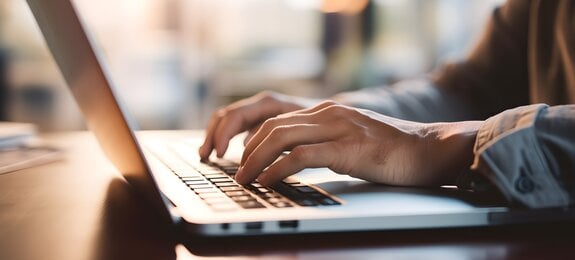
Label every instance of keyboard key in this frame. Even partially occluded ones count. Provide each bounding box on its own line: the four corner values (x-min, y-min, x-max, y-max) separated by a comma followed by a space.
181, 176, 205, 182
294, 199, 319, 207
319, 198, 341, 206
282, 178, 300, 184
215, 182, 239, 187
270, 183, 305, 199
237, 201, 265, 209
175, 170, 203, 178
232, 195, 255, 202
209, 178, 234, 183
261, 192, 281, 199
288, 183, 308, 187
201, 170, 225, 175
184, 180, 210, 185
220, 186, 244, 192
225, 191, 250, 197
189, 185, 215, 190
294, 186, 317, 193
264, 197, 285, 204
220, 166, 238, 175
272, 202, 293, 208
205, 174, 229, 179
194, 188, 220, 194
253, 187, 270, 193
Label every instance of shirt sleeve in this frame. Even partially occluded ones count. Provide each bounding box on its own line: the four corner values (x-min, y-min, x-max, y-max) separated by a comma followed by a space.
332, 78, 474, 123
466, 104, 575, 208
333, 0, 531, 122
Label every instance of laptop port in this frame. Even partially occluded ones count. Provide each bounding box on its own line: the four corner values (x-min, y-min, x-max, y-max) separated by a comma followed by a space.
245, 222, 263, 230
279, 220, 298, 229
220, 223, 230, 230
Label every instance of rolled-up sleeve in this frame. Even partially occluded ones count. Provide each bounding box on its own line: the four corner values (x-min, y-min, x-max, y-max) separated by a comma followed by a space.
467, 104, 575, 208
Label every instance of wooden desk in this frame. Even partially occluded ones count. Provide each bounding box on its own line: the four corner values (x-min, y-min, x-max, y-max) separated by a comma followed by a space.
1, 132, 574, 260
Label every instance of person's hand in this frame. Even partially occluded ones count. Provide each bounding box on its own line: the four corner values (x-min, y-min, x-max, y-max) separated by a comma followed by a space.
199, 91, 317, 161
235, 101, 482, 187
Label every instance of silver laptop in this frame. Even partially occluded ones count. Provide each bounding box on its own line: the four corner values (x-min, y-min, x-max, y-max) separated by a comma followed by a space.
27, 0, 575, 236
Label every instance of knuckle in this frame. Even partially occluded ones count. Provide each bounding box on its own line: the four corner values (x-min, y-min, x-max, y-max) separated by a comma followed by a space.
332, 106, 363, 123
215, 107, 228, 118
223, 108, 241, 121
257, 90, 278, 102
313, 100, 338, 111
290, 146, 309, 164
257, 90, 273, 98
260, 117, 278, 131
324, 104, 346, 114
319, 100, 339, 107
337, 105, 353, 115
268, 126, 288, 141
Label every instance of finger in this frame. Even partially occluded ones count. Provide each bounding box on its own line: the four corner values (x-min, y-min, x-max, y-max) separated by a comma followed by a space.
235, 124, 340, 185
239, 100, 339, 152
240, 101, 335, 147
240, 102, 344, 164
212, 110, 247, 158
257, 142, 339, 186
240, 113, 318, 165
198, 110, 224, 161
210, 98, 284, 158
243, 122, 262, 146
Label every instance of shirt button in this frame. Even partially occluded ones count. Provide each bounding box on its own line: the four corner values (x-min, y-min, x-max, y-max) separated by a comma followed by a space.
515, 172, 535, 194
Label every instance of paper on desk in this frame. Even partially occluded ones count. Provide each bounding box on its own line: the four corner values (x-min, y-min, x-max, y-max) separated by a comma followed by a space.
0, 146, 63, 175
0, 121, 36, 149
0, 122, 63, 175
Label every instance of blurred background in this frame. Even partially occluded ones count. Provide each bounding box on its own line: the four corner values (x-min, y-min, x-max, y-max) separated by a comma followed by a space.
0, 0, 504, 132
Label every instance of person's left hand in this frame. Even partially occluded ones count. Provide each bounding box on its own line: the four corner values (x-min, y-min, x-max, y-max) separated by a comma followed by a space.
234, 101, 481, 187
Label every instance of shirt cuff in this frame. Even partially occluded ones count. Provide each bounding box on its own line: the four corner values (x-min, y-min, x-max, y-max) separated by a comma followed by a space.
468, 104, 571, 208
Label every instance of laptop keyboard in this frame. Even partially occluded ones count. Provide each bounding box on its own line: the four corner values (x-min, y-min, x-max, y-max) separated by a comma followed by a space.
152, 143, 341, 212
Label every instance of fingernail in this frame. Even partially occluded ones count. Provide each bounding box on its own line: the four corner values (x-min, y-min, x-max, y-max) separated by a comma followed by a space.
234, 166, 244, 184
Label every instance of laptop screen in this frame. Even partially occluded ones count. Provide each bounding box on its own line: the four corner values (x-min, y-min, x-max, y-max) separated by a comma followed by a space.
27, 0, 173, 223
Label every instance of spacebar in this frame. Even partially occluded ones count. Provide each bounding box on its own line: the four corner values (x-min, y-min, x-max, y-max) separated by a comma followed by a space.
270, 183, 320, 206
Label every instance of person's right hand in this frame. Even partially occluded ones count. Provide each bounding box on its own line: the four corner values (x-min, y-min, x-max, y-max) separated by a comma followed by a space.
199, 91, 315, 161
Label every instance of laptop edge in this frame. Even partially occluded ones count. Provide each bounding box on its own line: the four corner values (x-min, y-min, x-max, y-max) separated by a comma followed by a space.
26, 0, 575, 237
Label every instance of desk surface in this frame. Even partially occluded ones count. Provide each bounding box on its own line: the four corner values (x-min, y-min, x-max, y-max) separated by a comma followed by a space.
1, 132, 574, 260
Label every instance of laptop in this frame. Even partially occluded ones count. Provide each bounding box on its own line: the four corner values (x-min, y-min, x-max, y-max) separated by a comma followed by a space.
26, 0, 575, 237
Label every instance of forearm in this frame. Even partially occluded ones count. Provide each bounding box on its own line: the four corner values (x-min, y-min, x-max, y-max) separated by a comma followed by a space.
330, 78, 475, 123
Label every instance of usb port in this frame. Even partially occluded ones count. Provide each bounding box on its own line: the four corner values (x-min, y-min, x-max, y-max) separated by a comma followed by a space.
220, 223, 230, 230
245, 222, 263, 230
279, 220, 298, 229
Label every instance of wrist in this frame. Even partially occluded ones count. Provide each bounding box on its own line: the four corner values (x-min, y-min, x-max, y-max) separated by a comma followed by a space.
422, 121, 482, 185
